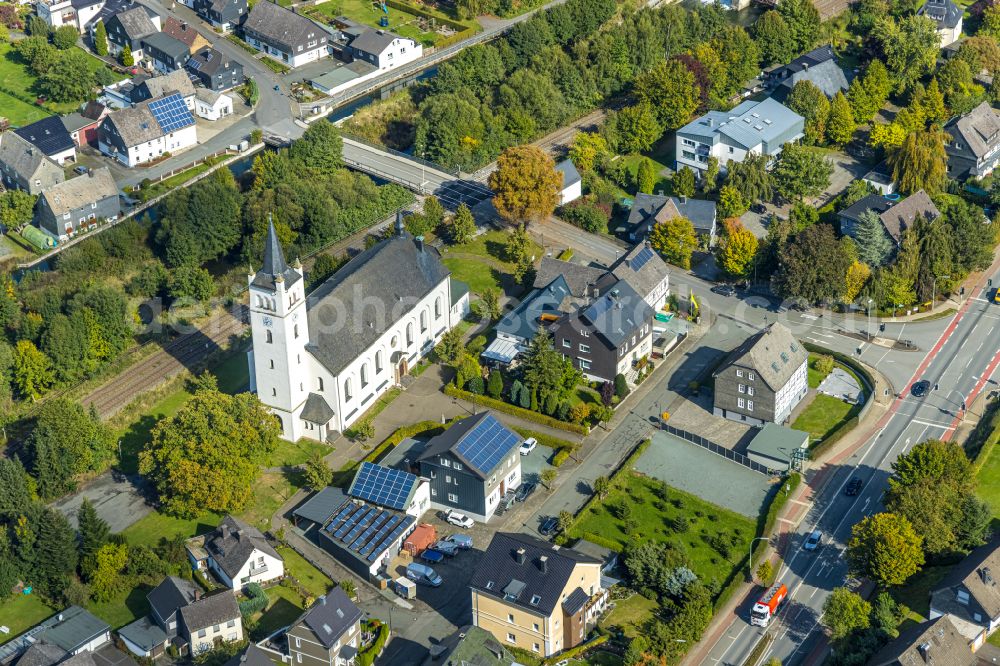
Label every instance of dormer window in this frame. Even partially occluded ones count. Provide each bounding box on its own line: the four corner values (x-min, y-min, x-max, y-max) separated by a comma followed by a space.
957, 589, 970, 605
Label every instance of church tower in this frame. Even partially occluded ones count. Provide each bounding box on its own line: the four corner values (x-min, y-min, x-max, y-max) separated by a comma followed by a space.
247, 219, 308, 441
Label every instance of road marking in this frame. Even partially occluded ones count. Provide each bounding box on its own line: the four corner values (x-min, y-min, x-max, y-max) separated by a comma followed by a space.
910, 419, 956, 431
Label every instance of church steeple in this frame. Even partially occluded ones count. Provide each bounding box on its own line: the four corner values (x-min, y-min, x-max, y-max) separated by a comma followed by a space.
262, 215, 288, 277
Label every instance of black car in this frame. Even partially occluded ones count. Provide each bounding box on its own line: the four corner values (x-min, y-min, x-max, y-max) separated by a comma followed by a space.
750, 203, 767, 214
539, 516, 559, 536
515, 482, 536, 503
711, 284, 736, 297
845, 478, 863, 496
911, 380, 931, 397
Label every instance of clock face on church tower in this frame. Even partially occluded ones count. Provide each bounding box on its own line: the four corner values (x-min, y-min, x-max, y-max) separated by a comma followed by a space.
262, 316, 273, 328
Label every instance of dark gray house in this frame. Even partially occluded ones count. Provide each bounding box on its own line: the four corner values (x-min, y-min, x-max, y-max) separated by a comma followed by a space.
945, 101, 1000, 180
103, 5, 158, 59
625, 193, 717, 246
713, 322, 809, 426
417, 412, 522, 523
192, 0, 246, 31
929, 536, 1000, 649
286, 588, 363, 666
242, 1, 329, 68
765, 45, 849, 103
186, 47, 244, 91
0, 131, 64, 195
36, 168, 120, 241
15, 116, 76, 165
869, 615, 998, 665
141, 32, 190, 73
839, 190, 940, 249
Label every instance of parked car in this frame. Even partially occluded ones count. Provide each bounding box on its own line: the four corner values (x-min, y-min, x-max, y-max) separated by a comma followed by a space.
73, 165, 89, 175
911, 380, 930, 397
431, 540, 459, 556
803, 530, 822, 551
421, 549, 445, 564
711, 284, 736, 297
993, 287, 1000, 304
446, 534, 473, 550
539, 516, 559, 536
446, 510, 474, 529
406, 562, 442, 587
519, 437, 538, 455
845, 478, 863, 496
515, 482, 536, 503
750, 203, 767, 214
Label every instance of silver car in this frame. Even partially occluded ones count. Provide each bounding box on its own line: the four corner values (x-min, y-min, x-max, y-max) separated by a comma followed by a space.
804, 530, 822, 551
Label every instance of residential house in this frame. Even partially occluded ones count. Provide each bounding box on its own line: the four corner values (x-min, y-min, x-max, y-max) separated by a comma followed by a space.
15, 116, 76, 165
132, 70, 197, 110
487, 273, 572, 365
945, 101, 1000, 179
929, 537, 1000, 649
745, 423, 810, 472
36, 168, 119, 240
61, 104, 107, 147
185, 515, 285, 590
242, 2, 329, 68
0, 131, 65, 195
291, 486, 417, 578
140, 32, 190, 74
609, 243, 671, 311
35, 0, 105, 31
675, 97, 804, 175
869, 614, 1000, 665
625, 193, 718, 246
192, 0, 246, 31
162, 17, 210, 54
919, 0, 963, 47
346, 28, 421, 71
417, 412, 522, 523
194, 89, 233, 121
422, 626, 520, 666
179, 593, 243, 655
286, 588, 364, 666
838, 190, 940, 249
764, 45, 850, 103
103, 5, 160, 60
15, 644, 139, 666
555, 159, 582, 206
247, 217, 461, 442
347, 461, 431, 518
570, 540, 619, 575
470, 532, 608, 658
0, 607, 110, 666
186, 46, 244, 91
98, 92, 198, 166
712, 322, 809, 426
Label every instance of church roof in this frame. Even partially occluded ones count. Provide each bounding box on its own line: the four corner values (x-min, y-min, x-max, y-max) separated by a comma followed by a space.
252, 219, 301, 290
306, 231, 449, 376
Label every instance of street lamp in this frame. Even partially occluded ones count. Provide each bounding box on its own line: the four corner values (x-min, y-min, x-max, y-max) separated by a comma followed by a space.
419, 151, 426, 195
867, 298, 873, 340
748, 537, 770, 578
932, 275, 950, 310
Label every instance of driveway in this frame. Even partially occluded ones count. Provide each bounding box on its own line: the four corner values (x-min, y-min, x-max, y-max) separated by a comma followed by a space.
50, 472, 152, 532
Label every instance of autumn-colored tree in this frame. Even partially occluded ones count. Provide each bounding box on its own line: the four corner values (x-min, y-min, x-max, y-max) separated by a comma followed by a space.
888, 127, 949, 195
845, 261, 872, 301
649, 216, 698, 269
716, 219, 759, 279
488, 145, 561, 224
847, 512, 924, 587
717, 184, 749, 219
568, 132, 608, 172
13, 339, 53, 401
869, 122, 906, 150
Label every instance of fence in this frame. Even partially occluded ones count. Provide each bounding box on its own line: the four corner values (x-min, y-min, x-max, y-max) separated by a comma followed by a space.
660, 423, 771, 475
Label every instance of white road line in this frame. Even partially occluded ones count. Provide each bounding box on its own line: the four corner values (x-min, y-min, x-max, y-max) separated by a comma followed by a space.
911, 419, 957, 430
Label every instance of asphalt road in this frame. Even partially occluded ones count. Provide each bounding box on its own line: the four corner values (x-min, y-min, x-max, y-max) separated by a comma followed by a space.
703, 267, 1000, 666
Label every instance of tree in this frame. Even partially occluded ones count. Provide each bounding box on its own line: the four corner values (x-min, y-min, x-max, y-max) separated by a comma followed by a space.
487, 369, 503, 399
847, 512, 924, 587
13, 340, 53, 401
488, 145, 560, 224
957, 36, 1000, 76
33, 508, 78, 597
119, 42, 133, 67
717, 185, 749, 220
303, 452, 334, 490
0, 190, 36, 231
557, 510, 574, 534
637, 158, 656, 194
773, 144, 833, 202
786, 80, 830, 145
449, 204, 476, 244
26, 15, 49, 36
0, 458, 33, 520
673, 167, 695, 198
823, 588, 872, 641
522, 328, 577, 405
853, 210, 894, 268
888, 127, 949, 195
139, 387, 280, 518
568, 132, 608, 172
849, 60, 891, 122
753, 11, 793, 65
37, 49, 93, 104
88, 542, 127, 602
649, 216, 698, 269
826, 92, 856, 146
716, 219, 759, 279
593, 476, 610, 500
634, 60, 700, 130
614, 373, 629, 400
606, 103, 661, 154
921, 78, 947, 125
726, 153, 772, 203
29, 398, 114, 499
168, 265, 214, 302
874, 15, 940, 93
755, 559, 774, 585
703, 157, 720, 194
778, 0, 820, 53
845, 261, 871, 301
435, 328, 464, 365
541, 468, 557, 489
869, 122, 907, 150
93, 20, 108, 56
52, 25, 78, 49
77, 498, 110, 564
288, 121, 343, 174
778, 223, 852, 302
790, 202, 818, 231
481, 289, 502, 321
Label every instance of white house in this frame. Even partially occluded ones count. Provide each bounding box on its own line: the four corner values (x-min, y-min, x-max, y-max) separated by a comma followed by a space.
97, 92, 198, 167
186, 516, 285, 590
242, 1, 329, 69
36, 0, 105, 31
919, 0, 963, 47
555, 159, 582, 205
248, 216, 459, 442
347, 28, 421, 71
194, 88, 233, 121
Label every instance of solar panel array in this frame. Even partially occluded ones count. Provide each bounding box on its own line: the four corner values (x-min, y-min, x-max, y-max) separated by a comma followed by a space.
148, 93, 194, 133
630, 246, 655, 271
324, 500, 415, 563
187, 59, 202, 72
348, 462, 417, 511
454, 414, 520, 475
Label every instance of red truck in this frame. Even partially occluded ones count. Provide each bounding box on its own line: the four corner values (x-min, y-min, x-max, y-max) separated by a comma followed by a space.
750, 582, 788, 627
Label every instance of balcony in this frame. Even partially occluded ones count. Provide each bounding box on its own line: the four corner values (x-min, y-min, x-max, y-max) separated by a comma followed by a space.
248, 563, 269, 577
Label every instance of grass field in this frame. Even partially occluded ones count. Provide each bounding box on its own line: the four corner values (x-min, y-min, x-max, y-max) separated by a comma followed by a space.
310, 0, 477, 46
792, 394, 858, 442
600, 593, 657, 639
439, 229, 542, 297
276, 546, 333, 598
807, 353, 832, 389
975, 426, 1000, 521
0, 595, 56, 646
252, 585, 306, 638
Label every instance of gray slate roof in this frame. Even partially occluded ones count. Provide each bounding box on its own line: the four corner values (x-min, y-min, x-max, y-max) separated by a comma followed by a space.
930, 536, 1000, 623
37, 607, 109, 653
41, 169, 118, 216
137, 70, 196, 101
0, 131, 63, 184
868, 615, 976, 665
147, 576, 200, 626
470, 532, 602, 616
580, 279, 653, 348
111, 6, 158, 41
293, 486, 349, 526
16, 643, 67, 666
300, 392, 335, 424
251, 219, 302, 290
178, 593, 240, 632
349, 29, 397, 55
61, 113, 97, 133
306, 231, 449, 376
244, 1, 325, 53
532, 258, 605, 298
432, 626, 517, 666
187, 46, 231, 77
626, 194, 716, 236
714, 322, 808, 393
879, 190, 940, 242
555, 159, 581, 187
562, 587, 590, 614
610, 243, 670, 304
945, 101, 1000, 159
418, 412, 520, 479
117, 616, 168, 652
142, 32, 190, 61
204, 515, 281, 579
919, 0, 963, 29
496, 275, 571, 342
838, 193, 894, 222
103, 103, 164, 148
295, 588, 363, 649
774, 59, 849, 101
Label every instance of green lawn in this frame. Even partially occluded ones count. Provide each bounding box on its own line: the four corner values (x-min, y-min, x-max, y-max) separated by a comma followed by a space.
252, 585, 306, 639
86, 583, 154, 629
439, 230, 542, 297
309, 0, 477, 46
807, 354, 833, 389
122, 510, 224, 548
976, 442, 1000, 524
567, 473, 755, 589
621, 153, 673, 196
276, 546, 332, 598
0, 595, 56, 646
599, 593, 657, 639
792, 394, 858, 442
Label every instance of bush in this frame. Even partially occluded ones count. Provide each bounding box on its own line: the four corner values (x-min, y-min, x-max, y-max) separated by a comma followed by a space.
813, 354, 834, 374
466, 375, 485, 394
443, 385, 589, 434
487, 370, 503, 399
238, 583, 267, 616
614, 373, 629, 400
558, 198, 611, 233
552, 449, 571, 467
357, 621, 390, 666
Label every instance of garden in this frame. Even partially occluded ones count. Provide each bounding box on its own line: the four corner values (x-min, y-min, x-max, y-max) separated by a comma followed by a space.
307, 0, 478, 47
792, 353, 866, 443
438, 228, 542, 296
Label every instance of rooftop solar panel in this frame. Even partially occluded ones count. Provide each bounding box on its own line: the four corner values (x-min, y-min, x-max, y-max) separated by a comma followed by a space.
369, 516, 415, 562
348, 462, 418, 511
360, 516, 400, 557
340, 506, 378, 542
630, 246, 655, 271
455, 415, 520, 475
148, 93, 194, 134
187, 59, 202, 72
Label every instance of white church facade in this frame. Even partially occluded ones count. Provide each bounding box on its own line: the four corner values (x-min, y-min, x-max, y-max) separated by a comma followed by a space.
247, 218, 466, 442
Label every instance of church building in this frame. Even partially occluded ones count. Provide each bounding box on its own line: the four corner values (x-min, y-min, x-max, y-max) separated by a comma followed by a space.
248, 217, 464, 442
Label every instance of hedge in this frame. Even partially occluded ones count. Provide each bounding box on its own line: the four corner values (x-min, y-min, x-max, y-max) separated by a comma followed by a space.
511, 426, 578, 452
808, 414, 861, 459
577, 532, 620, 551
541, 635, 608, 665
970, 399, 1000, 469
238, 583, 267, 616
552, 449, 571, 467
357, 622, 389, 666
611, 438, 652, 484
443, 385, 589, 435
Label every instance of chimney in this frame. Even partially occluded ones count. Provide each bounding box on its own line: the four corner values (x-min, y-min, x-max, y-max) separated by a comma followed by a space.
194, 589, 202, 601
219, 524, 229, 540
679, 195, 687, 204
415, 235, 424, 252
538, 556, 548, 574
515, 547, 526, 565
918, 642, 930, 663
395, 211, 404, 236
